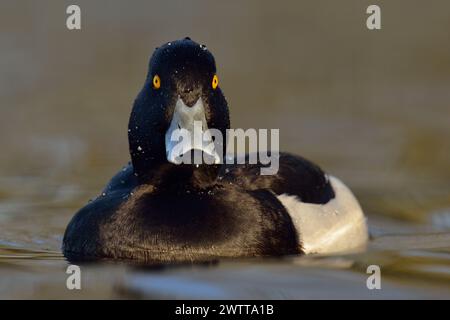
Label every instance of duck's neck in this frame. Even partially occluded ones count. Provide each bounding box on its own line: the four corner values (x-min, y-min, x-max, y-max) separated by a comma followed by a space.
136, 162, 220, 193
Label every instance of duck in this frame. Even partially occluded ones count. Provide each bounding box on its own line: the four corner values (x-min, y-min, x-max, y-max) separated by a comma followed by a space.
63, 38, 368, 262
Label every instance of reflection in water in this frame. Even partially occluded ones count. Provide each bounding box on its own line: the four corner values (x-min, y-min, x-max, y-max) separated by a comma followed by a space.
0, 245, 62, 260
0, 0, 449, 298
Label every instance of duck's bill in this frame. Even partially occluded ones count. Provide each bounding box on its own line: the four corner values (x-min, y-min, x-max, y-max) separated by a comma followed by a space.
165, 97, 221, 165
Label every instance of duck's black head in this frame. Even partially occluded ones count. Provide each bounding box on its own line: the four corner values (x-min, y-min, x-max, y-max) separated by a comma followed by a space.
128, 38, 230, 184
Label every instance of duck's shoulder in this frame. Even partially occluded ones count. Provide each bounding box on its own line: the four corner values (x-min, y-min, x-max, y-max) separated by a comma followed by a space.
68, 162, 139, 227
220, 152, 335, 204
63, 163, 139, 260
101, 162, 139, 194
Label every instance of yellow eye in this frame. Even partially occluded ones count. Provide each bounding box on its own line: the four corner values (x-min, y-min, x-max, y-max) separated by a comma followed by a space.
212, 74, 219, 89
153, 74, 161, 89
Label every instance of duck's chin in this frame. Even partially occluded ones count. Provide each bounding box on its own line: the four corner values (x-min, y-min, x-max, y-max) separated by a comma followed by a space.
167, 149, 220, 166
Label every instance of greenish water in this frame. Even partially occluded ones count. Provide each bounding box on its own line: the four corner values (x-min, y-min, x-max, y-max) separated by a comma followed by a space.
0, 0, 449, 299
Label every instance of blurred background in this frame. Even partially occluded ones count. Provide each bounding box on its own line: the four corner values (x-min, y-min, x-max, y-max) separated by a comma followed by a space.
0, 0, 449, 299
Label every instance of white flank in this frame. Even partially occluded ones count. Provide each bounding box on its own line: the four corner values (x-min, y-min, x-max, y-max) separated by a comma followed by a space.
277, 176, 368, 255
